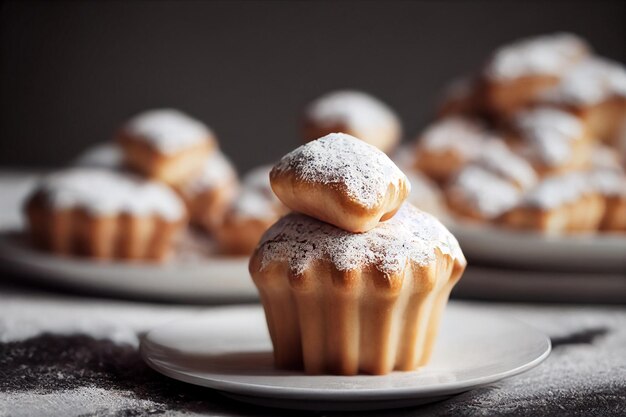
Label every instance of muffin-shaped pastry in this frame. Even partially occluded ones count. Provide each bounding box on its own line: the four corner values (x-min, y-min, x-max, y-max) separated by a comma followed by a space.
538, 58, 626, 143
414, 117, 489, 183
446, 166, 521, 222
249, 203, 466, 375
25, 169, 187, 261
499, 173, 605, 234
405, 170, 447, 219
302, 90, 402, 153
480, 33, 590, 116
507, 107, 591, 176
271, 133, 410, 233
116, 109, 216, 184
176, 150, 239, 232
589, 170, 626, 232
215, 166, 287, 255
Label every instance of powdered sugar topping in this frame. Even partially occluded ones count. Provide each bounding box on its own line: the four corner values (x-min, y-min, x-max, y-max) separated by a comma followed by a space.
474, 141, 538, 190
38, 168, 185, 221
540, 58, 626, 105
183, 150, 237, 195
273, 133, 408, 209
513, 107, 584, 166
257, 203, 464, 275
125, 109, 212, 154
418, 117, 487, 159
520, 172, 594, 208
232, 165, 283, 219
485, 33, 589, 80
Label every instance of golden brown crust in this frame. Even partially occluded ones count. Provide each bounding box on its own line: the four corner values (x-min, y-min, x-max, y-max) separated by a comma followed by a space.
116, 131, 214, 185
175, 179, 238, 233
269, 168, 409, 233
480, 74, 559, 118
600, 195, 626, 232
214, 214, 277, 256
25, 192, 186, 261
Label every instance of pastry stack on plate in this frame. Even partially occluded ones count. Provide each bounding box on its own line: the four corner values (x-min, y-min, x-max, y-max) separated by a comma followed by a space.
249, 133, 466, 375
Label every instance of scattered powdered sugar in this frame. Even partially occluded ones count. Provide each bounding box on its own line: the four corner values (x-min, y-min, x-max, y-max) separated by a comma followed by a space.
590, 145, 624, 174
448, 166, 521, 218
513, 107, 584, 166
474, 141, 538, 190
231, 165, 282, 219
588, 170, 626, 197
273, 133, 408, 209
258, 203, 463, 275
540, 58, 626, 105
38, 168, 185, 221
485, 33, 589, 80
520, 172, 594, 209
306, 90, 400, 137
183, 150, 237, 195
418, 117, 487, 159
125, 109, 212, 154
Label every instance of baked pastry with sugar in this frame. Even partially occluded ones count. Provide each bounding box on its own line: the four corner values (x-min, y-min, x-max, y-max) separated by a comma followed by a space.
215, 166, 288, 255
481, 33, 590, 116
590, 145, 624, 174
116, 109, 216, 184
538, 58, 626, 143
74, 143, 124, 170
302, 90, 402, 153
589, 170, 626, 232
499, 172, 605, 234
414, 116, 489, 183
405, 170, 447, 218
270, 133, 410, 233
25, 169, 187, 261
176, 150, 239, 232
249, 203, 466, 375
474, 140, 538, 190
507, 107, 591, 176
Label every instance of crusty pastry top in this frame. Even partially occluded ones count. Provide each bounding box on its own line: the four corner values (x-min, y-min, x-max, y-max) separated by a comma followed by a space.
256, 203, 464, 275
35, 168, 185, 220
123, 109, 212, 154
272, 133, 408, 209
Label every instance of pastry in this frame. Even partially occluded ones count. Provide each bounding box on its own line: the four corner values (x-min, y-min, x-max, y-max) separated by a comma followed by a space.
74, 143, 124, 170
405, 170, 447, 218
590, 145, 624, 174
437, 77, 485, 118
538, 58, 626, 143
215, 166, 287, 255
589, 170, 626, 232
270, 133, 410, 233
249, 203, 466, 375
302, 90, 402, 153
472, 140, 538, 190
506, 107, 591, 176
499, 173, 605, 234
25, 169, 187, 261
116, 109, 216, 184
176, 150, 238, 232
480, 33, 590, 116
414, 116, 489, 183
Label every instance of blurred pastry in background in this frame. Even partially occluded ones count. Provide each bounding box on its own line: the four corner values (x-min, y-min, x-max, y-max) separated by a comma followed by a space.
116, 109, 216, 184
506, 107, 591, 176
215, 165, 287, 255
472, 141, 538, 190
24, 168, 187, 261
302, 90, 402, 153
74, 143, 124, 170
590, 144, 624, 173
589, 170, 626, 232
437, 76, 485, 118
404, 170, 447, 218
414, 116, 489, 183
270, 133, 410, 233
176, 150, 239, 233
538, 58, 626, 143
499, 173, 605, 234
480, 33, 590, 117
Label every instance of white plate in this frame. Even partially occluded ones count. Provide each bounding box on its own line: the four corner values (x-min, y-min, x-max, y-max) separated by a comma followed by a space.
0, 231, 258, 302
140, 304, 550, 411
448, 222, 626, 272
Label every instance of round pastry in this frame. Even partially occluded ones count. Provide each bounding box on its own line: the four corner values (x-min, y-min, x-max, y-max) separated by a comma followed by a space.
499, 172, 605, 234
25, 169, 187, 261
270, 133, 410, 233
215, 166, 287, 255
302, 90, 402, 153
538, 58, 626, 143
480, 33, 590, 116
116, 109, 216, 184
414, 116, 489, 183
506, 107, 591, 176
176, 150, 238, 232
249, 203, 466, 375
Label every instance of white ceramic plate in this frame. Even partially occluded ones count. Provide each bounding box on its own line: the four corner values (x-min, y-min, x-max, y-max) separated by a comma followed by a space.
0, 231, 257, 302
448, 222, 626, 272
140, 304, 551, 411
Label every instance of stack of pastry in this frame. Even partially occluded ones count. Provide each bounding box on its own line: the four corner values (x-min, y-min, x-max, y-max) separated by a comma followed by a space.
405, 33, 626, 235
249, 133, 466, 375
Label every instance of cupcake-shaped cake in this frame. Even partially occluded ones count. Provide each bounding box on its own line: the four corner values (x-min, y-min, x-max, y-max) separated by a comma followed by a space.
250, 134, 466, 375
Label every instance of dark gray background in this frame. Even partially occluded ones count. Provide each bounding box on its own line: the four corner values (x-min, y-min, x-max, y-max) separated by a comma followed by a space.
1, 0, 624, 173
